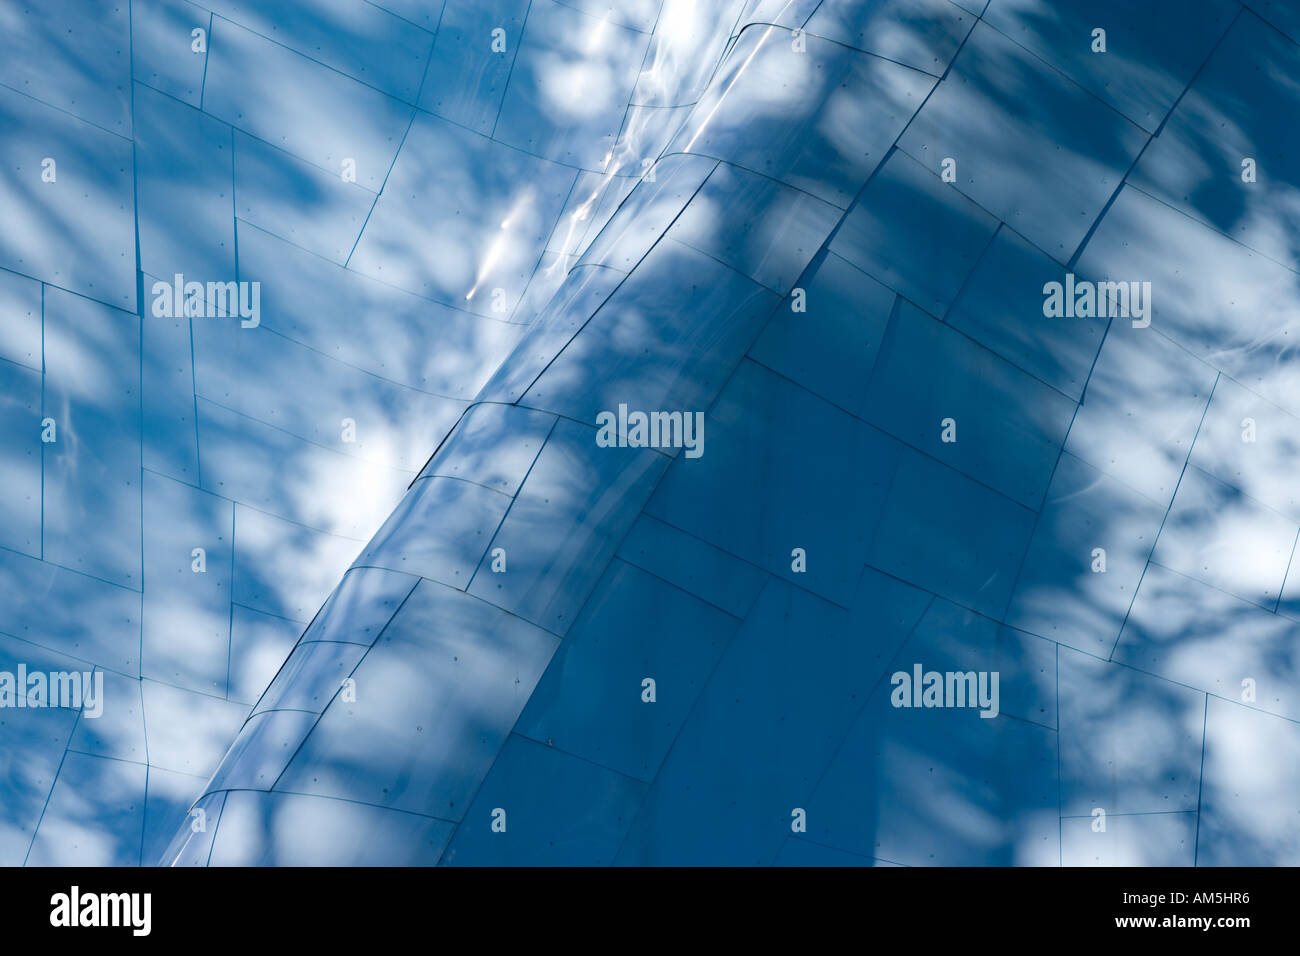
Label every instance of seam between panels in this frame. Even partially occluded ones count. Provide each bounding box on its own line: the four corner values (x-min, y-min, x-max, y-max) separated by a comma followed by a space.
1194, 693, 1209, 866
462, 419, 559, 593
130, 0, 147, 866
489, 0, 535, 141
709, 590, 940, 867
500, 161, 720, 401
203, 786, 463, 826
996, 24, 1241, 632
444, 465, 677, 862
1056, 643, 1061, 866
343, 101, 420, 268
22, 707, 84, 866
260, 581, 422, 802
1107, 372, 1220, 661
203, 791, 228, 866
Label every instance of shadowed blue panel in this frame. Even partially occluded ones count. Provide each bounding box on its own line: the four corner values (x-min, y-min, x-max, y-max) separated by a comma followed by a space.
159, 791, 225, 866
862, 299, 1075, 508
668, 162, 843, 294
140, 679, 247, 777
203, 0, 433, 101
669, 25, 935, 207
1057, 647, 1204, 818
806, 0, 971, 75
353, 476, 511, 588
521, 239, 778, 422
368, 0, 447, 31
544, 170, 638, 262
468, 418, 668, 634
42, 288, 141, 589
191, 314, 464, 473
442, 734, 648, 865
140, 281, 200, 483
101, 0, 1300, 868
141, 766, 208, 867
0, 656, 79, 865
476, 264, 624, 403
867, 447, 1035, 619
1005, 450, 1165, 657
236, 223, 525, 398
228, 605, 303, 704
418, 402, 555, 494
228, 505, 368, 625
0, 268, 41, 372
1189, 375, 1300, 524
0, 359, 41, 557
251, 639, 368, 716
515, 560, 740, 781
0, 551, 140, 673
132, 0, 211, 107
494, 0, 650, 168
804, 693, 1058, 865
899, 21, 1147, 261
616, 573, 930, 864
289, 566, 417, 648
135, 83, 235, 285
68, 668, 146, 764
0, 633, 90, 696
196, 398, 409, 539
1129, 15, 1300, 266
233, 130, 376, 264
830, 149, 998, 317
615, 513, 766, 619
647, 359, 902, 608
1279, 544, 1300, 625
275, 579, 559, 818
0, 0, 131, 133
1075, 186, 1300, 417
417, 0, 529, 135
578, 154, 717, 273
902, 597, 1056, 729
1244, 0, 1300, 43
945, 226, 1104, 402
984, 0, 1235, 133
206, 709, 319, 792
0, 87, 136, 311
203, 16, 413, 190
1115, 562, 1300, 723
348, 111, 577, 316
747, 250, 894, 417
206, 790, 455, 865
141, 471, 234, 695
26, 752, 146, 866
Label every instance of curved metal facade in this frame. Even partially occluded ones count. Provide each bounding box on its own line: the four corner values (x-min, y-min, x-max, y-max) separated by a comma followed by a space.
1, 0, 1298, 866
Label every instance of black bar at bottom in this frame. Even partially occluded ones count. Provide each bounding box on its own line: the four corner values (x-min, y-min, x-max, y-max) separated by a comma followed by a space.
0, 866, 1282, 942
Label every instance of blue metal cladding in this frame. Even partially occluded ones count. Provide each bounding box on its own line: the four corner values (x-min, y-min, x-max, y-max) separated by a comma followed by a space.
2, 0, 1300, 867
